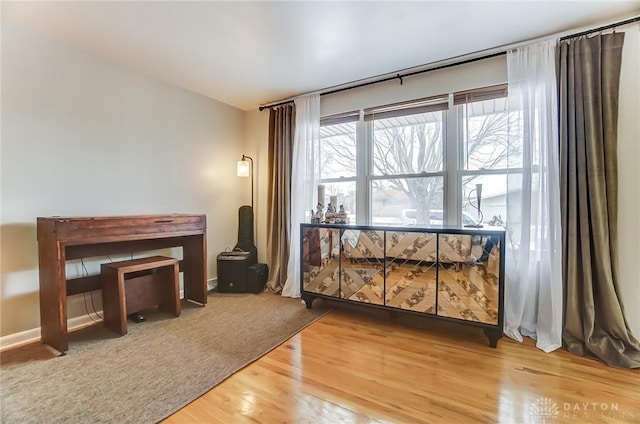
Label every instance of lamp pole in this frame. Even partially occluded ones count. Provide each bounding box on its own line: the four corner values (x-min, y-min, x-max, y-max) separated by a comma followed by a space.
241, 154, 254, 209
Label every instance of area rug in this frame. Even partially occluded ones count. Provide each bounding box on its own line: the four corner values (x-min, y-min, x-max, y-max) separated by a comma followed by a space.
0, 293, 330, 423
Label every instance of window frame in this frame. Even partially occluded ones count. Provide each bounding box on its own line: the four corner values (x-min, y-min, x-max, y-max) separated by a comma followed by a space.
318, 84, 510, 228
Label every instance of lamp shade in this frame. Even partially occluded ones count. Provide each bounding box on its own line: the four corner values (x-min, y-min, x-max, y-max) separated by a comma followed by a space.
237, 160, 250, 177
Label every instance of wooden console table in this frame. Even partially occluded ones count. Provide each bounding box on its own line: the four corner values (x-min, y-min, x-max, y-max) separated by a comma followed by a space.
37, 214, 207, 354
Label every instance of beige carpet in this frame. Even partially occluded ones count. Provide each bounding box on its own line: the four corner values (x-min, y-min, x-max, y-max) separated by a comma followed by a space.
0, 293, 330, 423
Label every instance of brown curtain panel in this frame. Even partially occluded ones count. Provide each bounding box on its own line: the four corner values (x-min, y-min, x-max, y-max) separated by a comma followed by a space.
558, 32, 640, 368
265, 104, 295, 293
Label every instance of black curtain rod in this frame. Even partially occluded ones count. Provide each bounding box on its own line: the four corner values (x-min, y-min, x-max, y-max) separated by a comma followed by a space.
259, 15, 640, 111
258, 51, 504, 111
559, 15, 640, 41
322, 51, 506, 98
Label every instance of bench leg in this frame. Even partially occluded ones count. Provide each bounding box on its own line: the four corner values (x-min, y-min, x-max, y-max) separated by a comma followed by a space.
158, 264, 181, 317
101, 267, 128, 336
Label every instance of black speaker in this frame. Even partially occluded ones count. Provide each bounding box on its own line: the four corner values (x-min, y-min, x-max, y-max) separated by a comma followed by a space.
217, 252, 250, 293
247, 263, 268, 293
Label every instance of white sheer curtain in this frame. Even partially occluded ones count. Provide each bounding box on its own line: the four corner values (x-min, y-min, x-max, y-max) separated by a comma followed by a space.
504, 40, 563, 352
282, 94, 320, 297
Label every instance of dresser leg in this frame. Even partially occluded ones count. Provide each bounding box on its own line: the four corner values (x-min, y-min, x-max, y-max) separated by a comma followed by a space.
301, 293, 316, 309
483, 328, 502, 348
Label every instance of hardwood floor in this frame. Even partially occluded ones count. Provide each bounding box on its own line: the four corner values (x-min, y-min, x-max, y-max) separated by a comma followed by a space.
163, 304, 640, 423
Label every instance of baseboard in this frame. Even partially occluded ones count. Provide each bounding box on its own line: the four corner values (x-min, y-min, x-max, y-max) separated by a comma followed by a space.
0, 328, 42, 351
0, 313, 102, 352
207, 278, 217, 292
0, 283, 215, 352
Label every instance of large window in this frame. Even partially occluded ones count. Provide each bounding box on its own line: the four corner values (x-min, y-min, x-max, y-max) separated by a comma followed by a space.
318, 84, 511, 227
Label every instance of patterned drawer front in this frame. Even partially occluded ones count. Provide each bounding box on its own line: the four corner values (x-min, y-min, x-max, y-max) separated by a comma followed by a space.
302, 227, 340, 296
437, 233, 500, 325
341, 229, 384, 304
386, 231, 437, 261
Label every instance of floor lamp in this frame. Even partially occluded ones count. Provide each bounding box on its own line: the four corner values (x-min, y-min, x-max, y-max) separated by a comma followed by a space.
236, 155, 256, 263
236, 154, 254, 209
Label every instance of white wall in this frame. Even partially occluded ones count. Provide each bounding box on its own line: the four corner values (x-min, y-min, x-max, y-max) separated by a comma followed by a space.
244, 110, 270, 264
1, 19, 246, 337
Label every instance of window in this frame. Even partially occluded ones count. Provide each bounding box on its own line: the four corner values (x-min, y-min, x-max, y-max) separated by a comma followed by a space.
369, 104, 446, 226
457, 85, 515, 228
318, 84, 510, 227
319, 117, 358, 222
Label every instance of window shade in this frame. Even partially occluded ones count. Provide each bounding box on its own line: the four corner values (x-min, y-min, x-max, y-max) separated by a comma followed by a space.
364, 95, 449, 121
321, 84, 507, 124
453, 83, 508, 105
320, 111, 360, 126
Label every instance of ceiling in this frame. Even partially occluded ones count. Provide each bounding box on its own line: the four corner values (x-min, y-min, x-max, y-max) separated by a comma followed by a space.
3, 1, 639, 111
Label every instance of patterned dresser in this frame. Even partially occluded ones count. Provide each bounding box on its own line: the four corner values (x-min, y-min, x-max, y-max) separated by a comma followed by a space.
300, 223, 505, 347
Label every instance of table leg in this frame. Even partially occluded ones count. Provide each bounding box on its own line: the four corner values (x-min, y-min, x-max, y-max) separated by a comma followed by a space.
182, 235, 208, 305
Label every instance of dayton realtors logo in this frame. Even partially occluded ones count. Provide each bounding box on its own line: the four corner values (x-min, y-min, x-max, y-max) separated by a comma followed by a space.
529, 397, 560, 423
529, 398, 639, 422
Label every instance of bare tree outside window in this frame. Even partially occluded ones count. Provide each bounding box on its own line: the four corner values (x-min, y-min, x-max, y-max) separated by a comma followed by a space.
371, 114, 443, 224
319, 122, 357, 179
462, 100, 522, 226
319, 122, 358, 219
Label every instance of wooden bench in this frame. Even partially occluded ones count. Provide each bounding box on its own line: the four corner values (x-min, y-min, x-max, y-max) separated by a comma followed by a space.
101, 256, 180, 336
